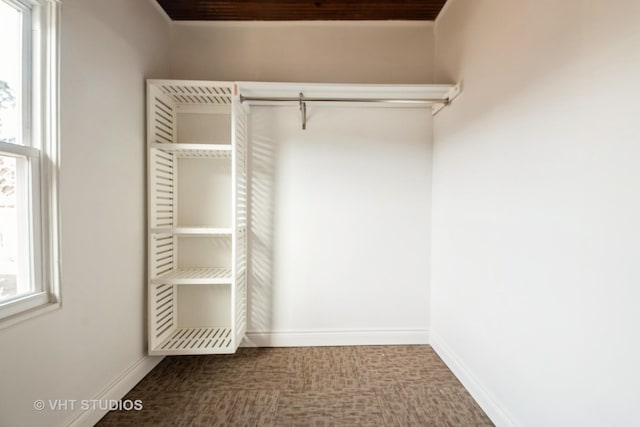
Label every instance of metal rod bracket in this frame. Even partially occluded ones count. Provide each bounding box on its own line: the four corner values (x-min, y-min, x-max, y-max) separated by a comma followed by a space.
299, 92, 307, 130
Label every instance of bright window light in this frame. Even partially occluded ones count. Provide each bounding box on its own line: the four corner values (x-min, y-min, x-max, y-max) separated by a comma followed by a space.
0, 0, 60, 326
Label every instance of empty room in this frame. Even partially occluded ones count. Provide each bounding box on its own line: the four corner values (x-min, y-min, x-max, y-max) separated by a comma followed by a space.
0, 0, 638, 426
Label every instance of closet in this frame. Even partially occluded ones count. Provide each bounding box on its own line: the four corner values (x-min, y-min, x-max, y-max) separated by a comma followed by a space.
147, 80, 459, 355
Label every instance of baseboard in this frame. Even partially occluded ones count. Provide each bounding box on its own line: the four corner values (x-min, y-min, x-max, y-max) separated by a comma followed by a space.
430, 331, 517, 427
62, 355, 164, 427
242, 329, 430, 347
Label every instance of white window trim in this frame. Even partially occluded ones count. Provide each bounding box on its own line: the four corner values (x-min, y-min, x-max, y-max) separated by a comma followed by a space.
0, 0, 60, 328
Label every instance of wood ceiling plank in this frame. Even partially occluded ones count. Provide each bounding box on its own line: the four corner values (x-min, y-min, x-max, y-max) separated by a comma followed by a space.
156, 0, 448, 21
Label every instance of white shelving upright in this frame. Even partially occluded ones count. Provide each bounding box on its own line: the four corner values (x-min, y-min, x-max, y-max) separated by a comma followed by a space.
147, 80, 247, 355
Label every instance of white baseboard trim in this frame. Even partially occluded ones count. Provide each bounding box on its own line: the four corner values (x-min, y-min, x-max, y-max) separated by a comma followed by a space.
242, 329, 430, 347
62, 355, 164, 427
430, 331, 517, 427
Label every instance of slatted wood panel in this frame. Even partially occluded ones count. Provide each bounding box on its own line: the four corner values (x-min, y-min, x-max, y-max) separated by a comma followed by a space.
161, 83, 233, 105
150, 284, 176, 349
235, 229, 247, 341
151, 267, 232, 284
156, 0, 448, 21
234, 102, 248, 234
169, 148, 230, 158
233, 101, 248, 343
150, 143, 232, 159
156, 327, 233, 354
150, 91, 175, 144
151, 233, 175, 278
150, 149, 175, 229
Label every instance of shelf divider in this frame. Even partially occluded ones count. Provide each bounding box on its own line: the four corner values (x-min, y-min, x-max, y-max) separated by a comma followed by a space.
151, 227, 233, 236
151, 267, 232, 285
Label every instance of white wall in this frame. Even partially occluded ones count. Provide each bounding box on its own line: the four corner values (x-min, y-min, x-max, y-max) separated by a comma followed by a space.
248, 106, 433, 345
431, 0, 640, 425
0, 1, 170, 426
170, 21, 434, 83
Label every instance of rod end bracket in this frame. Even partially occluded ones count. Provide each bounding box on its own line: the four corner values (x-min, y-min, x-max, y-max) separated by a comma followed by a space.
299, 92, 307, 130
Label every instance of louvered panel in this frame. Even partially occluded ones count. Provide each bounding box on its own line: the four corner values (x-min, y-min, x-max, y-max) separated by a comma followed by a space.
150, 89, 175, 144
235, 228, 247, 341
233, 98, 248, 344
150, 284, 176, 350
159, 82, 233, 106
154, 327, 233, 355
236, 178, 247, 226
151, 233, 174, 278
235, 270, 247, 340
150, 148, 175, 229
234, 100, 248, 230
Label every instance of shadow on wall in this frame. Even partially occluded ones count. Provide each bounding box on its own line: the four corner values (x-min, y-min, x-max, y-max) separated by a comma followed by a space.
244, 109, 279, 342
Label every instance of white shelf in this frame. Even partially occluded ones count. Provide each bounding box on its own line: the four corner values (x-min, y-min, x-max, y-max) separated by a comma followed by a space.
151, 267, 232, 285
150, 327, 234, 355
151, 227, 232, 236
151, 143, 232, 159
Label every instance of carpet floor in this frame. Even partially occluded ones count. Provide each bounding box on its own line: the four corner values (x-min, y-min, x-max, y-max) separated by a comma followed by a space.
97, 345, 493, 426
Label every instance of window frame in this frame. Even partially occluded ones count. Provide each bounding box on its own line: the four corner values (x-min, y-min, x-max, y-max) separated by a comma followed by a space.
0, 0, 60, 328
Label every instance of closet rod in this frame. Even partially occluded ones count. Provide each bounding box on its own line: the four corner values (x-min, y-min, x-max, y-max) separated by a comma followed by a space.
239, 92, 452, 130
239, 95, 450, 105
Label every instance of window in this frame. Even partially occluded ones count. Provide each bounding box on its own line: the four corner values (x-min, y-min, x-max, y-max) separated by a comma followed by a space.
0, 0, 59, 326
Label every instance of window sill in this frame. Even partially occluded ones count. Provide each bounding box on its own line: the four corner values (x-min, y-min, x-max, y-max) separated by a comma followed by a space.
0, 300, 61, 331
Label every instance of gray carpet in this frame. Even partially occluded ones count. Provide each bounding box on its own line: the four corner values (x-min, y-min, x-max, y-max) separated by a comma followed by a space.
97, 345, 493, 426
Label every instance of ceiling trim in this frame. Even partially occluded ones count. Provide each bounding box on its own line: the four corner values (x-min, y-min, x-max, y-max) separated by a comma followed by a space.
171, 20, 435, 28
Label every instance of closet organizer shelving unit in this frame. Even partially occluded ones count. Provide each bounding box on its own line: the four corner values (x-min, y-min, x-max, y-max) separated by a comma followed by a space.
147, 79, 460, 355
147, 80, 247, 355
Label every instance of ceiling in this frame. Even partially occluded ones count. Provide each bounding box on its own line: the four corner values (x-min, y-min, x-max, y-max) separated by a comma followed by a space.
155, 0, 448, 21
